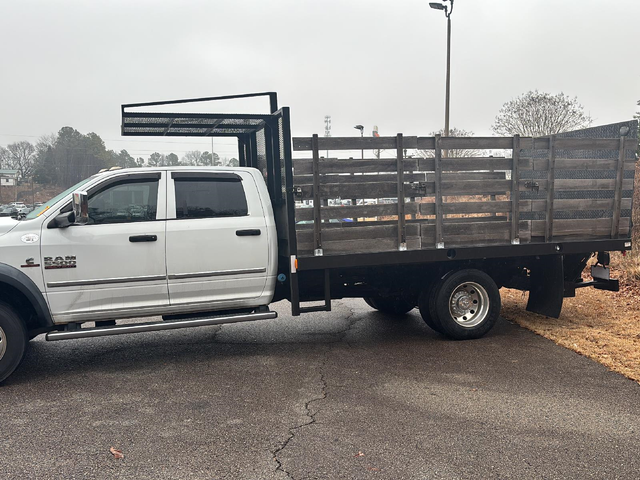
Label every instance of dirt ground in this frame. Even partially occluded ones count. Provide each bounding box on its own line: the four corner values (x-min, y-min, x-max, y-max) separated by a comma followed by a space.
500, 259, 640, 385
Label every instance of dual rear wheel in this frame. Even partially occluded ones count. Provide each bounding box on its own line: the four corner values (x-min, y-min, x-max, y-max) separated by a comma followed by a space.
420, 269, 501, 340
364, 269, 500, 340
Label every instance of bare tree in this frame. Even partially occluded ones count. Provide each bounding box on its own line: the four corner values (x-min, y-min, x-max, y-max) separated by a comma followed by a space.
416, 127, 481, 158
182, 150, 220, 166
5, 141, 36, 180
182, 151, 203, 166
492, 91, 592, 137
0, 146, 9, 168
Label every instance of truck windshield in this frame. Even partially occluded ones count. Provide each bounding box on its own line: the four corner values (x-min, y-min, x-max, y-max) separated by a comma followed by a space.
25, 176, 96, 220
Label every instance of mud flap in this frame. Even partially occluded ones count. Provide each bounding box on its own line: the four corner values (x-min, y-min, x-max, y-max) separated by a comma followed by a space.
526, 255, 564, 318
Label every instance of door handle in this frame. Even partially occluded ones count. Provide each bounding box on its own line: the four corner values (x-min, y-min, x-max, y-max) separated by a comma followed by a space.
129, 235, 158, 242
236, 229, 261, 236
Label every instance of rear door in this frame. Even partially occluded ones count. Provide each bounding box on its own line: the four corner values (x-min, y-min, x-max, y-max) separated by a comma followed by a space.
165, 170, 270, 308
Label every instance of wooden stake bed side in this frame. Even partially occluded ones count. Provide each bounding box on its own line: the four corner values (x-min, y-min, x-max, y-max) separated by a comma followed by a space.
292, 131, 637, 257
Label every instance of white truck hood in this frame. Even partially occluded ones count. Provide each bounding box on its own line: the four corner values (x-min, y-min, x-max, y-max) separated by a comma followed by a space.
0, 217, 20, 237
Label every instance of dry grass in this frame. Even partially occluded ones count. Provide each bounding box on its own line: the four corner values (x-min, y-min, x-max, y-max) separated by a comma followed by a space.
501, 281, 640, 385
501, 160, 640, 384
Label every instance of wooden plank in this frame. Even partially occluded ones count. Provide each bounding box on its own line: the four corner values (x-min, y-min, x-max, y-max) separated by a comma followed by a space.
553, 138, 622, 150
526, 158, 636, 171
442, 179, 512, 195
311, 135, 322, 252
296, 182, 432, 199
420, 220, 533, 248
519, 138, 550, 150
517, 178, 634, 193
532, 218, 631, 237
416, 137, 436, 150
293, 159, 418, 175
421, 221, 512, 246
294, 135, 636, 153
295, 203, 419, 221
305, 177, 640, 199
443, 220, 510, 237
442, 201, 511, 214
511, 135, 521, 243
434, 135, 444, 247
396, 134, 406, 248
611, 136, 626, 238
295, 171, 504, 185
440, 137, 514, 149
293, 172, 427, 185
293, 136, 418, 151
297, 224, 420, 244
297, 236, 421, 255
439, 157, 513, 171
554, 179, 634, 191
520, 198, 633, 213
419, 201, 512, 215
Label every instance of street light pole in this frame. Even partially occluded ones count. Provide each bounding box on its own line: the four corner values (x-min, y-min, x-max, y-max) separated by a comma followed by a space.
354, 125, 364, 160
429, 1, 454, 140
444, 13, 451, 138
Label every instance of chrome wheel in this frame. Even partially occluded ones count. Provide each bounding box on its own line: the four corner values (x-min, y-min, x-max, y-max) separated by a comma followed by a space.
0, 326, 6, 362
448, 281, 489, 328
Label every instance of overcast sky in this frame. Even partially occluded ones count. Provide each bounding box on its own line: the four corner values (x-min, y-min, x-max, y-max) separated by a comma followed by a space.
0, 0, 638, 160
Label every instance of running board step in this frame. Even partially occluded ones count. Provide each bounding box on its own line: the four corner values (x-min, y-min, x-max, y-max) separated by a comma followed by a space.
45, 310, 277, 341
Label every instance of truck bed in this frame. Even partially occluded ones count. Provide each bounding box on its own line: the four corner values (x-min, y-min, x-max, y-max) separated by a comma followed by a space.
292, 122, 637, 257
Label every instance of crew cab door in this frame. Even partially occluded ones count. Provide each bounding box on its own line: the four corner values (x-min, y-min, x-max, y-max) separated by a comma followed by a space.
165, 171, 270, 308
41, 172, 168, 322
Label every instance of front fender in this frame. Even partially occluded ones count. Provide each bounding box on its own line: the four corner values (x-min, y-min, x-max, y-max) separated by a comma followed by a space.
0, 263, 53, 329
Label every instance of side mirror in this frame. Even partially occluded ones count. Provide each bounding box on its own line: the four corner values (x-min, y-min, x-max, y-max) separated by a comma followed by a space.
72, 191, 89, 225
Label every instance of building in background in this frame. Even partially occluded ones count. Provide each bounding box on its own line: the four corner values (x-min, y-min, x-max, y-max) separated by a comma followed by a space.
0, 170, 18, 186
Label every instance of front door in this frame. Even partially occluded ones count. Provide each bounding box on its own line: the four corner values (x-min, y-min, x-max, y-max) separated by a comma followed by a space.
165, 171, 269, 308
41, 172, 168, 323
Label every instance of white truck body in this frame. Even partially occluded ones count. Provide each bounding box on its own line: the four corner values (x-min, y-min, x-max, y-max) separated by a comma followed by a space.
0, 167, 278, 325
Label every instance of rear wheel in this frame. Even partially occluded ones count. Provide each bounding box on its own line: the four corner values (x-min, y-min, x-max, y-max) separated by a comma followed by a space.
0, 302, 28, 383
418, 286, 443, 334
428, 269, 500, 340
363, 295, 414, 315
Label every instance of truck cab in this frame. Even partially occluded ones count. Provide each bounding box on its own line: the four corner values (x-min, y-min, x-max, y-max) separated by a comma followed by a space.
0, 166, 279, 381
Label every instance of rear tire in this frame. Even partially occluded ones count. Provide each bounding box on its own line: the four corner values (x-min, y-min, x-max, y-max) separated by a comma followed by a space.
429, 269, 500, 340
363, 295, 414, 315
418, 286, 443, 334
0, 302, 28, 383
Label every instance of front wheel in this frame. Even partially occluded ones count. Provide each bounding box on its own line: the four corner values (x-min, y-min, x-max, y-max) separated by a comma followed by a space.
429, 269, 501, 340
363, 295, 414, 315
0, 303, 28, 383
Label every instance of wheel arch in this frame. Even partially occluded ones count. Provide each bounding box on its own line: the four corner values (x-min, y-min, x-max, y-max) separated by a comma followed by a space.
0, 264, 54, 335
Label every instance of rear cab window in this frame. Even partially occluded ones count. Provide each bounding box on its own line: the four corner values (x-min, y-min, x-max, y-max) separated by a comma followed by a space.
171, 172, 250, 220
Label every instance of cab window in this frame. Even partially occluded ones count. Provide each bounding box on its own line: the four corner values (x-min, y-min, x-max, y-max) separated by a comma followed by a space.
88, 179, 158, 224
174, 178, 248, 219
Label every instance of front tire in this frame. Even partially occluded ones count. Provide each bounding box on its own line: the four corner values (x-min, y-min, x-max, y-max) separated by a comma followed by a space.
429, 269, 501, 340
0, 303, 28, 383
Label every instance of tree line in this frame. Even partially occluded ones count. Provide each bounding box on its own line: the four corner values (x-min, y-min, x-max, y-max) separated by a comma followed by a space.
0, 126, 238, 189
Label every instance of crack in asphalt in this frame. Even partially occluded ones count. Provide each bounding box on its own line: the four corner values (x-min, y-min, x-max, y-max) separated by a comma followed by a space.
271, 303, 361, 478
272, 361, 328, 479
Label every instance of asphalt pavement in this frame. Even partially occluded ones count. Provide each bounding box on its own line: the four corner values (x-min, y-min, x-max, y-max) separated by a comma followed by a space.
1, 298, 639, 479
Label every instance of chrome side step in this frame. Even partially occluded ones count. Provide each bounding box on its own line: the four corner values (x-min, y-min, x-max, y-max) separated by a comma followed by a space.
45, 310, 277, 341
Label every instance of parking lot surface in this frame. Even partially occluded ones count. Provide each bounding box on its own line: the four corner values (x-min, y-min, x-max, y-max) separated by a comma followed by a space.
1, 298, 639, 479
